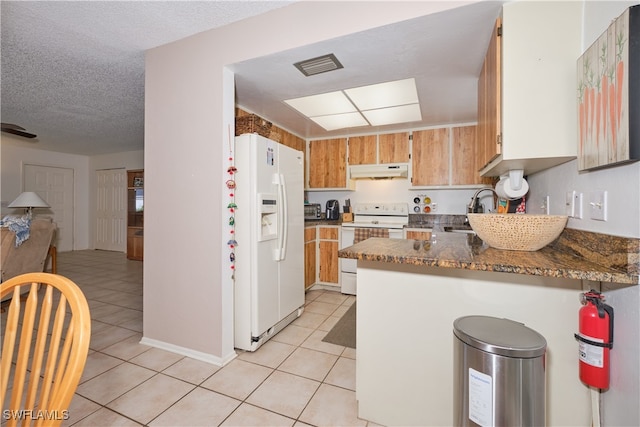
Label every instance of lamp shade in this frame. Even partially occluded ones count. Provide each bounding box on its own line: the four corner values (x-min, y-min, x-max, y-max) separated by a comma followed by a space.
8, 192, 50, 209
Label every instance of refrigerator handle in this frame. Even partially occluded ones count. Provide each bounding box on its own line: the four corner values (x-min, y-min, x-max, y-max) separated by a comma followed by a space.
273, 174, 287, 261
273, 173, 287, 261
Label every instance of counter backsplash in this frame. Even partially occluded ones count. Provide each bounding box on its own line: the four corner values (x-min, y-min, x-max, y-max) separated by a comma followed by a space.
408, 214, 468, 227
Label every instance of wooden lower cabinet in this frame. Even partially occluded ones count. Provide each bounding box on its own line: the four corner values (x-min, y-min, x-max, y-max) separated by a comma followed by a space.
404, 229, 432, 240
127, 227, 144, 261
318, 226, 340, 285
304, 225, 340, 288
127, 169, 144, 261
304, 227, 316, 290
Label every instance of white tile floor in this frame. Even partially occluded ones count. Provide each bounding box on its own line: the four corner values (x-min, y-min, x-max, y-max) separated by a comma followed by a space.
47, 250, 376, 426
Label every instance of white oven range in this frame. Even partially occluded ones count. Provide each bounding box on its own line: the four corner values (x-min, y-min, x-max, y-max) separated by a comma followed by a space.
340, 203, 408, 295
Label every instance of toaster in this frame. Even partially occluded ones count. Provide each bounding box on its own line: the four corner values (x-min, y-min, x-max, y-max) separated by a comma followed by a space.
304, 203, 322, 220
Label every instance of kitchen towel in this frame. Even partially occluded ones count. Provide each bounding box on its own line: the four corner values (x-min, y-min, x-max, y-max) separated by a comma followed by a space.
354, 228, 389, 244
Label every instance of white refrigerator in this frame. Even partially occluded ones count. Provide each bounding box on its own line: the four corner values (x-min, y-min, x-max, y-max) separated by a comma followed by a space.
234, 133, 305, 351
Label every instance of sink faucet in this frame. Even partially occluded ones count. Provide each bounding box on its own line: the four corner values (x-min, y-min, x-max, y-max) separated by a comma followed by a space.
467, 188, 497, 214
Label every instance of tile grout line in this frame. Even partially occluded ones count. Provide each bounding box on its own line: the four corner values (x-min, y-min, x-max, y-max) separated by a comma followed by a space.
58, 250, 365, 426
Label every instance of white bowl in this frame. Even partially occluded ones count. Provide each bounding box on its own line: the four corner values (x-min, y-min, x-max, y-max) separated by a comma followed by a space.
467, 213, 568, 251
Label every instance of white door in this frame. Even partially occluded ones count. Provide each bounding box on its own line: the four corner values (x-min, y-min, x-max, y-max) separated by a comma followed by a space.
23, 164, 74, 252
95, 169, 127, 252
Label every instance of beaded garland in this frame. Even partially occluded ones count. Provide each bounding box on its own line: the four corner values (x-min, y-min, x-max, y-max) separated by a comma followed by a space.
227, 128, 237, 277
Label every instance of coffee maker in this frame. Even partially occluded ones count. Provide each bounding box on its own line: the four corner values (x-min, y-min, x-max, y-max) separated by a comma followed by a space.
326, 200, 340, 220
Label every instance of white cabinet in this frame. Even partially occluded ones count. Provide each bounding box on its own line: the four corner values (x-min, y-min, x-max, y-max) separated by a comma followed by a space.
480, 1, 583, 177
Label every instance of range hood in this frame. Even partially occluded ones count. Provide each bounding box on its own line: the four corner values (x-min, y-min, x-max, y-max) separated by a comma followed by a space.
349, 163, 409, 180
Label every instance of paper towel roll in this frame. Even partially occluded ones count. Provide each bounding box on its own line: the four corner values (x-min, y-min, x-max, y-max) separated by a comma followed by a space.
496, 176, 529, 199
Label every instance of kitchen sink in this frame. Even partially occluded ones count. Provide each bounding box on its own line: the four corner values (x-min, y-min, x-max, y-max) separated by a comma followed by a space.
443, 226, 476, 235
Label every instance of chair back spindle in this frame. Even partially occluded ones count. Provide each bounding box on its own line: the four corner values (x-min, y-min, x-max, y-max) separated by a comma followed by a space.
1, 273, 91, 427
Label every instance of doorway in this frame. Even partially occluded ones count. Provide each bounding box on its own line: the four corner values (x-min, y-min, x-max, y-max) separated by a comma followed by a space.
95, 168, 127, 251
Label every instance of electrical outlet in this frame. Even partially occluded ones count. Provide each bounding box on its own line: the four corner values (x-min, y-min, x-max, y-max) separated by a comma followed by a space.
589, 190, 608, 221
541, 195, 550, 215
574, 192, 583, 219
565, 191, 575, 217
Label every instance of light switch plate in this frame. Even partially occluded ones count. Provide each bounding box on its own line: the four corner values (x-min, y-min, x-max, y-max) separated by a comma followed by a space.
589, 190, 607, 221
574, 192, 583, 219
565, 191, 575, 217
542, 195, 550, 215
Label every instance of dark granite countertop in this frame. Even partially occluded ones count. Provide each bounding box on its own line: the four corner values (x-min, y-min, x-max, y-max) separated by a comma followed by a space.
338, 229, 639, 285
304, 219, 342, 226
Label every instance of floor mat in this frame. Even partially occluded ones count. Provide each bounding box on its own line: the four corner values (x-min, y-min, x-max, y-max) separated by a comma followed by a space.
322, 302, 356, 348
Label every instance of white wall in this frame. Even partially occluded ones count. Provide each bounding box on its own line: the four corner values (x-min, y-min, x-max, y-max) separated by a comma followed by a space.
528, 2, 640, 426
528, 159, 640, 238
358, 263, 589, 426
528, 0, 640, 240
143, 1, 485, 362
307, 182, 485, 216
1, 136, 91, 250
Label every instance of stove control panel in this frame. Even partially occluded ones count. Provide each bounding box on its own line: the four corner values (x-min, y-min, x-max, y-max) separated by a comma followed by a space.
353, 203, 409, 216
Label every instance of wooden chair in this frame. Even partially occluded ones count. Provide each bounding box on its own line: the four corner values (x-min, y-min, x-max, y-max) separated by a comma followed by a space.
1, 273, 91, 427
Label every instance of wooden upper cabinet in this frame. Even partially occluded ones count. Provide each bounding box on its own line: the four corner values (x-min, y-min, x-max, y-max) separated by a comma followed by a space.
348, 132, 410, 165
379, 132, 410, 163
280, 132, 305, 153
477, 17, 502, 170
308, 138, 348, 188
451, 126, 476, 185
348, 135, 377, 165
411, 128, 450, 186
451, 126, 493, 185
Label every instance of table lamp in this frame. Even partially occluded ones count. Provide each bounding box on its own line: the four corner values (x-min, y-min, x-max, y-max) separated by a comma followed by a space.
8, 191, 50, 219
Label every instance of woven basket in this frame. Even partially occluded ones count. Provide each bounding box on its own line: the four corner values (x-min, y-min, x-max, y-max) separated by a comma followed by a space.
268, 130, 282, 142
235, 114, 272, 138
467, 214, 568, 251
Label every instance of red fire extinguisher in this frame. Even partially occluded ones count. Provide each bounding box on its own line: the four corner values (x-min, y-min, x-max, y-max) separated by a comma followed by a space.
574, 290, 614, 389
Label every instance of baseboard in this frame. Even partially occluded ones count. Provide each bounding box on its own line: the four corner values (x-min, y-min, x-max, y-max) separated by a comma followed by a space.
309, 283, 341, 292
139, 336, 237, 367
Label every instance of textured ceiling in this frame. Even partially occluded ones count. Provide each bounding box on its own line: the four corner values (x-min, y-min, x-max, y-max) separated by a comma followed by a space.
232, 1, 504, 140
1, 1, 504, 156
1, 0, 293, 155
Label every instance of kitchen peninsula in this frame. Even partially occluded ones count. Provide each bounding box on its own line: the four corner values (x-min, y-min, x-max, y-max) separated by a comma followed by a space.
339, 231, 638, 426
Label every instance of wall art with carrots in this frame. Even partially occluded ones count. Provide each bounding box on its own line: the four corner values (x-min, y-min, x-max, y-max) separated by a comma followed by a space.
577, 5, 639, 171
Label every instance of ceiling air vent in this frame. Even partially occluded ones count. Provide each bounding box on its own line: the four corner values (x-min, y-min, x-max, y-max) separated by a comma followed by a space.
294, 54, 343, 76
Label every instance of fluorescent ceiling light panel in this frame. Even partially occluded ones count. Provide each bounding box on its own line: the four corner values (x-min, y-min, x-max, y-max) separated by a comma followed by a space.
344, 78, 419, 110
283, 77, 422, 131
284, 91, 356, 117
310, 112, 369, 131
362, 104, 422, 126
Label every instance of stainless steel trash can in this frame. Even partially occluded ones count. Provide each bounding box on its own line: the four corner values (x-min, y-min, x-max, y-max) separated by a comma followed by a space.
453, 316, 547, 427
